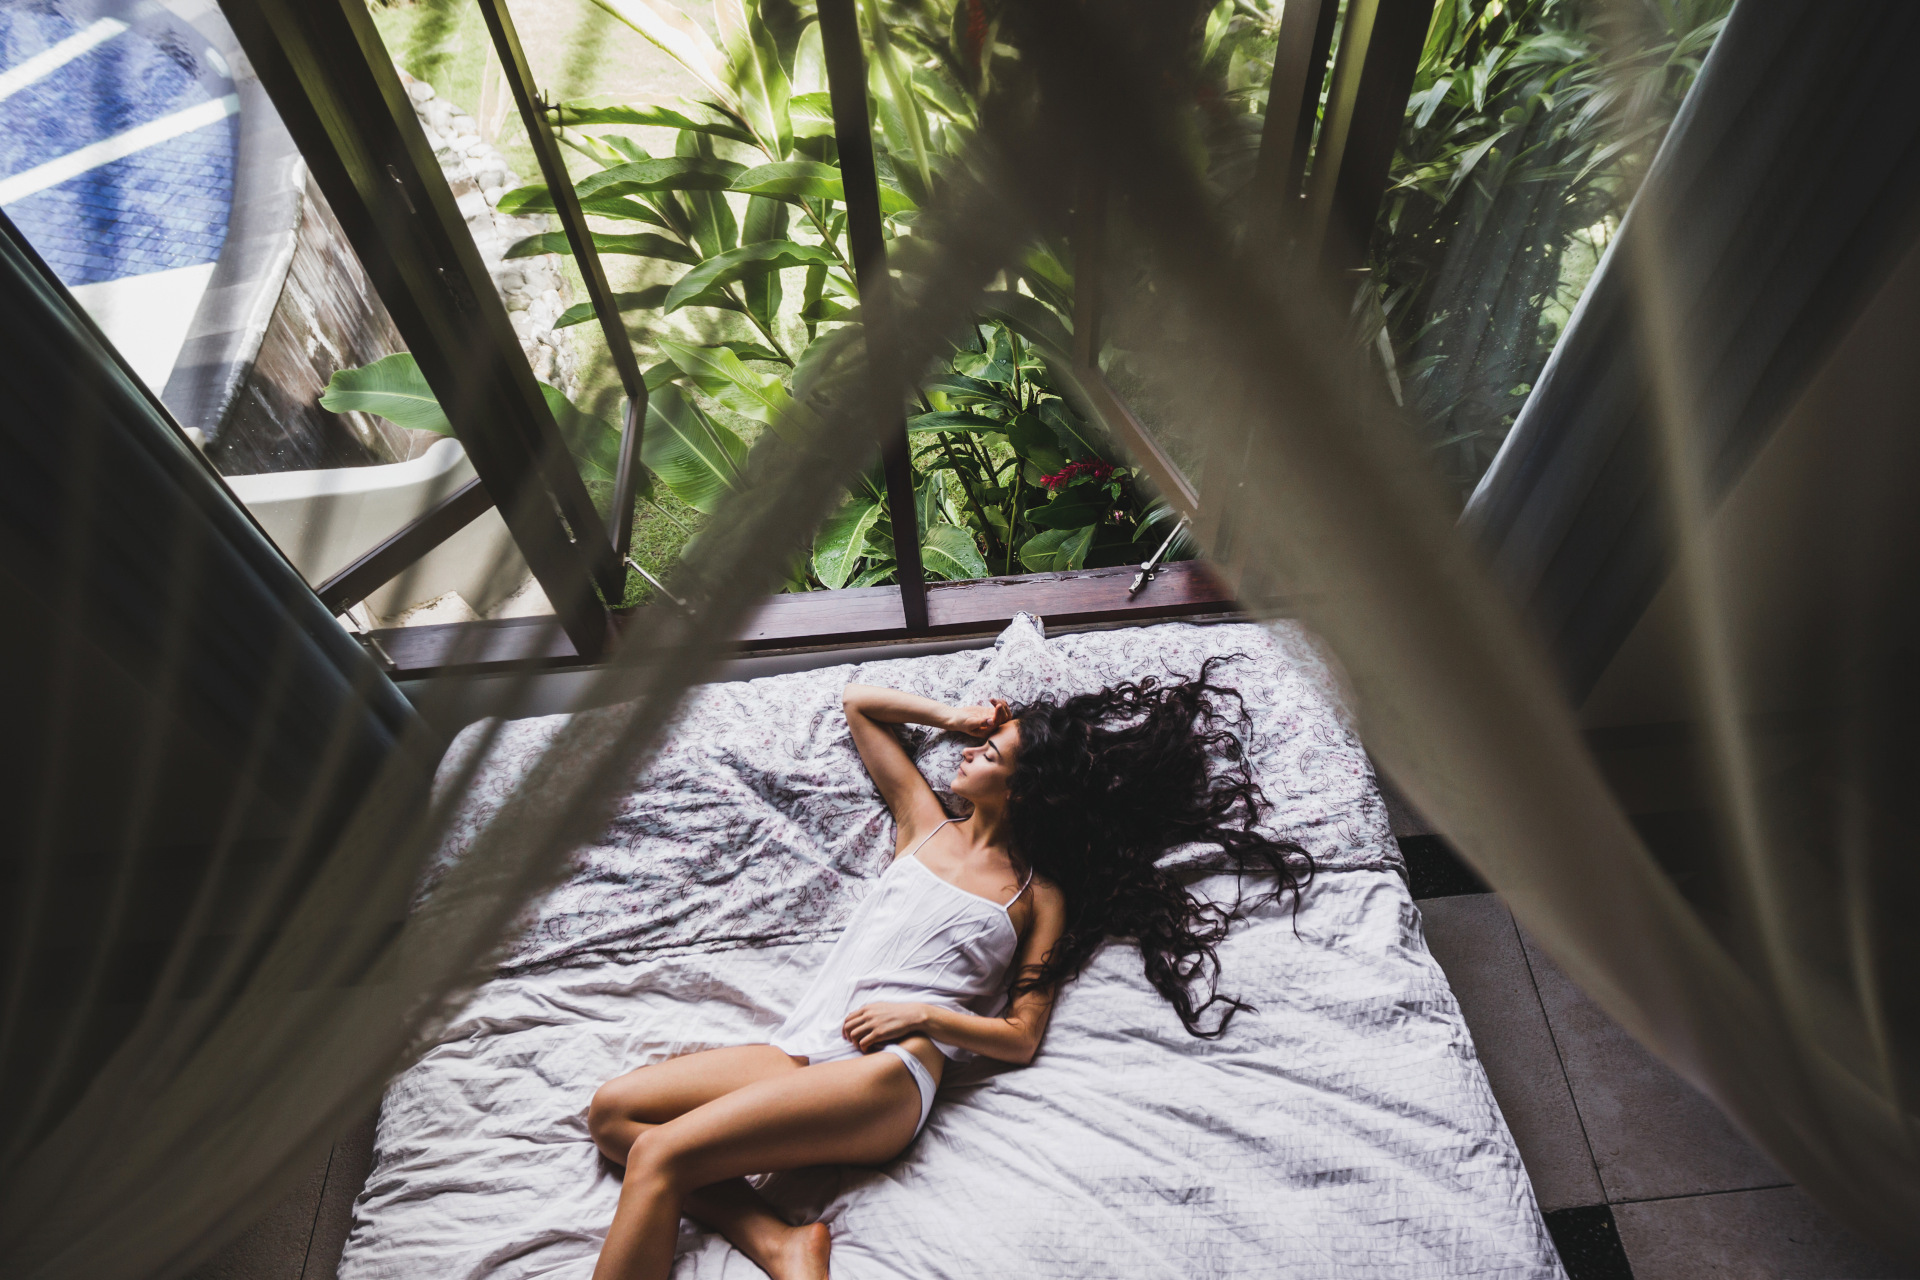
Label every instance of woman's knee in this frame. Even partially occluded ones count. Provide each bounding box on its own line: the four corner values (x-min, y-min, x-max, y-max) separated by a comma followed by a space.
587, 1077, 631, 1142
623, 1127, 690, 1191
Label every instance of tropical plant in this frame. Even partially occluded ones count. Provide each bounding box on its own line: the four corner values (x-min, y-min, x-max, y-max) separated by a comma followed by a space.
1370, 0, 1733, 494
336, 0, 1198, 596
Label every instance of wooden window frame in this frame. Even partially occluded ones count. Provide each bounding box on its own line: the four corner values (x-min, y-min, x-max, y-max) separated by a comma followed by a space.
218, 0, 1434, 678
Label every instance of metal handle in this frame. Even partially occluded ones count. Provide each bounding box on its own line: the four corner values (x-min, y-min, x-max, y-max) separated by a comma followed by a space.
1128, 517, 1190, 596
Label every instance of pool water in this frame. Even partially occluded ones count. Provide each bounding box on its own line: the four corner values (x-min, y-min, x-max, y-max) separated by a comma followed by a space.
1, 0, 238, 384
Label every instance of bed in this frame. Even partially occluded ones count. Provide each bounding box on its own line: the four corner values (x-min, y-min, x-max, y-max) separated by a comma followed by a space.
339, 617, 1566, 1279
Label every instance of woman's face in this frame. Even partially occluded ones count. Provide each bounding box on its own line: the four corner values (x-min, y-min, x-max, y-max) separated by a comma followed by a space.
952, 720, 1020, 803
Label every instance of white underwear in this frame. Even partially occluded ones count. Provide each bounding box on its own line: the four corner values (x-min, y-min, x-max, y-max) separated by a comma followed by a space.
881, 1043, 936, 1136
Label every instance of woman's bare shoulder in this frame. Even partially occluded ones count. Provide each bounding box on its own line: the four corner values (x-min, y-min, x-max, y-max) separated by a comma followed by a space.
1020, 875, 1067, 926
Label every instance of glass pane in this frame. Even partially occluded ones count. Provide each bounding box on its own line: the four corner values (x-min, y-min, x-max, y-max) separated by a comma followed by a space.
1370, 0, 1734, 501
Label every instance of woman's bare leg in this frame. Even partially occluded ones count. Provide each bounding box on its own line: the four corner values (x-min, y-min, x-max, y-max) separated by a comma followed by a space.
591, 1045, 934, 1280
589, 1045, 812, 1271
588, 1044, 802, 1163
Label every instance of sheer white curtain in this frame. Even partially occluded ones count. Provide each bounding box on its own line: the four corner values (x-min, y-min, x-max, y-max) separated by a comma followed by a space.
4, 0, 1918, 1275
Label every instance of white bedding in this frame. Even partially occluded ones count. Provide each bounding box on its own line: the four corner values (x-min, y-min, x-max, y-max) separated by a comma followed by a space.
341, 619, 1565, 1279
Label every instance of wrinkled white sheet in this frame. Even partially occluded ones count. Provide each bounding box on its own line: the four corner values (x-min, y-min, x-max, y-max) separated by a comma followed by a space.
340, 619, 1564, 1279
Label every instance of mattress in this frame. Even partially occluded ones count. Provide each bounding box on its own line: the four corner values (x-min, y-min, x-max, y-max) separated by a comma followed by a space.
340, 617, 1566, 1279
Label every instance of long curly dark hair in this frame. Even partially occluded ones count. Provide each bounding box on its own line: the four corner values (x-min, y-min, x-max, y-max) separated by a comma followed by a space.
1003, 656, 1312, 1038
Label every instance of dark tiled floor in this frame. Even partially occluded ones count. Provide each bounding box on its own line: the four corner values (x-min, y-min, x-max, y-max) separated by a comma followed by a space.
184, 1112, 374, 1280
1390, 792, 1918, 1280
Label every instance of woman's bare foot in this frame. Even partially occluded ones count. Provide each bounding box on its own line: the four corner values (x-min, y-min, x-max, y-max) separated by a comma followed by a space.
762, 1222, 830, 1280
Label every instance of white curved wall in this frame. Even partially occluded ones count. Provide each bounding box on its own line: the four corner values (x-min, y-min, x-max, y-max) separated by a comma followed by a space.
226, 437, 530, 623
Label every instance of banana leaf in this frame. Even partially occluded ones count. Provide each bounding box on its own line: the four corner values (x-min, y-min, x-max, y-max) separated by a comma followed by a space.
732, 160, 917, 214
663, 239, 837, 312
505, 231, 700, 265
640, 384, 744, 515
921, 522, 989, 580
1018, 524, 1095, 573
812, 499, 886, 588
319, 352, 450, 435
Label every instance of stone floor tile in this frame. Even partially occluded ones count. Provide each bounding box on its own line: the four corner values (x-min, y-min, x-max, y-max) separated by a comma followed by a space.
1614, 1186, 1917, 1279
1518, 930, 1784, 1201
1375, 769, 1435, 836
183, 1152, 327, 1280
304, 1111, 378, 1280
1420, 893, 1603, 1211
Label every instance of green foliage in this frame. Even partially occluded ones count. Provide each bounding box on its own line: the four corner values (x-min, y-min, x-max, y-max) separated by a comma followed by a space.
338, 0, 1200, 594
522, 0, 1169, 589
320, 352, 626, 483
1372, 0, 1734, 494
320, 353, 451, 436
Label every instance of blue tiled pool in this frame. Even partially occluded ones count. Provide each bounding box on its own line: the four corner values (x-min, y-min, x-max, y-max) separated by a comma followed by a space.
0, 0, 236, 287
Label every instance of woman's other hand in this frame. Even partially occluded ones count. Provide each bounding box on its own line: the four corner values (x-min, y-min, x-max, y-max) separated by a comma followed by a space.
842, 1002, 930, 1052
948, 698, 1011, 739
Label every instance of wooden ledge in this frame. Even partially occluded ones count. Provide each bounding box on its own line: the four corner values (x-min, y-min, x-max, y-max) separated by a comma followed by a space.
369, 559, 1237, 678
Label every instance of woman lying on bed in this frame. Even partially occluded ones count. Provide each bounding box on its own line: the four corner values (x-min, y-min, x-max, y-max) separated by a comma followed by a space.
584, 659, 1311, 1280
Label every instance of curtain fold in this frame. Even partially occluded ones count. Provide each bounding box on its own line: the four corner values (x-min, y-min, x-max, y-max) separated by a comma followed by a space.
0, 215, 421, 1168
6, 0, 1920, 1273
1460, 0, 1920, 698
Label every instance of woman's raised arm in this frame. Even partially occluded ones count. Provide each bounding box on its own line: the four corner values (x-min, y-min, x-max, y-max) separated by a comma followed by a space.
842, 684, 1007, 851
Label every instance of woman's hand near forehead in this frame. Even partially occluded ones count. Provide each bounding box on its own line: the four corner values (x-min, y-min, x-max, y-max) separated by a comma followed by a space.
949, 698, 1012, 739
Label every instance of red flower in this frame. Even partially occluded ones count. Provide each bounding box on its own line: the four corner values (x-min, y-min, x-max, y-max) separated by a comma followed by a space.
962, 0, 989, 70
1040, 460, 1115, 491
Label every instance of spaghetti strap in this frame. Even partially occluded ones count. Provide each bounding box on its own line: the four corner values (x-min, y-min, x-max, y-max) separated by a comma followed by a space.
900, 817, 956, 861
1006, 862, 1035, 908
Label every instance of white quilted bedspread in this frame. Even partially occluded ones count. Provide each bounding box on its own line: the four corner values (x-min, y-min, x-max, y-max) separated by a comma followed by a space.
339, 619, 1565, 1279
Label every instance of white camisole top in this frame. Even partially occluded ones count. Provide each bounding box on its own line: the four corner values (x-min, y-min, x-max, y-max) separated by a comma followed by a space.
771, 819, 1033, 1064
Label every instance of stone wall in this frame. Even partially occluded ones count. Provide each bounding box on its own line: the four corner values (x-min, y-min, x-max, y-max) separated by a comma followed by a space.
210, 70, 577, 474
400, 71, 577, 395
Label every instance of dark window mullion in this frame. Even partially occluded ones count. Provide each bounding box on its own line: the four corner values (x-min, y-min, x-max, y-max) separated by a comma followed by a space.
219, 0, 619, 658
817, 0, 928, 631
474, 0, 650, 565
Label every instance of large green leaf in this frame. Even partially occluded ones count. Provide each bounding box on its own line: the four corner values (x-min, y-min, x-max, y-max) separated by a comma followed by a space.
663, 240, 837, 312
731, 161, 917, 214
860, 0, 931, 191
543, 384, 622, 483
1018, 525, 1096, 573
979, 290, 1074, 362
906, 410, 1003, 434
588, 0, 739, 119
554, 286, 673, 329
575, 156, 746, 201
319, 353, 451, 435
320, 354, 622, 486
812, 500, 886, 589
920, 372, 1000, 401
640, 384, 744, 514
714, 0, 791, 157
1004, 410, 1067, 472
675, 131, 738, 260
1025, 490, 1108, 530
497, 183, 671, 227
789, 90, 835, 138
738, 194, 790, 337
1037, 397, 1103, 461
552, 100, 755, 145
505, 231, 700, 265
921, 522, 988, 581
657, 337, 802, 434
